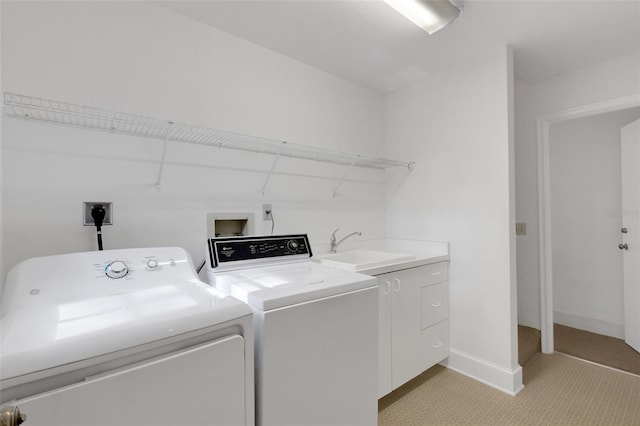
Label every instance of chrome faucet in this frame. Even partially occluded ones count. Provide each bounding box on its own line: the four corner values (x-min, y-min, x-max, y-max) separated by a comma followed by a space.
330, 228, 362, 253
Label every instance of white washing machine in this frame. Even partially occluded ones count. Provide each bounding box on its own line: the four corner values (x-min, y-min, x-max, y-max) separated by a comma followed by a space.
206, 234, 378, 426
0, 247, 254, 426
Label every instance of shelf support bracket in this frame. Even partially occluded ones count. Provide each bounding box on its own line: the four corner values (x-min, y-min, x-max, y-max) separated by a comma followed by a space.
261, 141, 285, 195
332, 156, 358, 198
155, 122, 175, 192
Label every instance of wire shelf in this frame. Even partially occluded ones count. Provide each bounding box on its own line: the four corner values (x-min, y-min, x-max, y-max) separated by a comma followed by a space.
3, 92, 414, 194
3, 92, 413, 170
3, 93, 173, 138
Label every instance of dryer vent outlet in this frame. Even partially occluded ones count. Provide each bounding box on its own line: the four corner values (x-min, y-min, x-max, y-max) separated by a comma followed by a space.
83, 202, 113, 226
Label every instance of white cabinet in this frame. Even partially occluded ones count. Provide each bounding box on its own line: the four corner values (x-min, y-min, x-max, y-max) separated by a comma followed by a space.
377, 262, 449, 398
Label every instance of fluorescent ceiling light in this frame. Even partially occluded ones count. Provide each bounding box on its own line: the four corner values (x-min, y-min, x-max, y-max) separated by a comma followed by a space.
384, 0, 461, 34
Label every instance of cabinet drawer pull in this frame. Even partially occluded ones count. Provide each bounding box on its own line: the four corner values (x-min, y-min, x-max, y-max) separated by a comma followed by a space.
431, 342, 443, 349
393, 278, 401, 293
431, 271, 441, 276
384, 281, 391, 296
431, 302, 442, 307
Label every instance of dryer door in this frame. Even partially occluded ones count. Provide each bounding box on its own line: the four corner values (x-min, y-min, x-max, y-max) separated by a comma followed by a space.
13, 335, 247, 426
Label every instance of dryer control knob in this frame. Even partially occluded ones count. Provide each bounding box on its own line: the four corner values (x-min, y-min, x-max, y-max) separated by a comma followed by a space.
146, 259, 159, 269
105, 260, 129, 279
286, 240, 299, 252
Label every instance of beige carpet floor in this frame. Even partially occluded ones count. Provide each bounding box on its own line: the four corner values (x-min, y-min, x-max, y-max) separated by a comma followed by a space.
379, 352, 640, 425
554, 323, 640, 376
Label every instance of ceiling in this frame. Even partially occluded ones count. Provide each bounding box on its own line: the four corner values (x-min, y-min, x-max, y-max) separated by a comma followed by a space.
159, 0, 640, 93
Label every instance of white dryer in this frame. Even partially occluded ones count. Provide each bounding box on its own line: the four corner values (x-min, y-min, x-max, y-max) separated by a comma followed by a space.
0, 247, 254, 426
206, 235, 378, 426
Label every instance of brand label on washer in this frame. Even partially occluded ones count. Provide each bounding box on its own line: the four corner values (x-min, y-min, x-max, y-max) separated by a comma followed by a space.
221, 248, 235, 257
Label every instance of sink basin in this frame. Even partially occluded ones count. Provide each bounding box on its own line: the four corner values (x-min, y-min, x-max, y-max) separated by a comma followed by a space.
314, 249, 415, 272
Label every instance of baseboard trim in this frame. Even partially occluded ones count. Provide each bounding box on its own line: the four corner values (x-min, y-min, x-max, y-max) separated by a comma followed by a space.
441, 349, 524, 396
554, 311, 624, 339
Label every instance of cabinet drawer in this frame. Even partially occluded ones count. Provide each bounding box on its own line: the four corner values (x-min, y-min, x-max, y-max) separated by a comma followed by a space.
421, 281, 448, 328
421, 262, 448, 287
421, 320, 449, 370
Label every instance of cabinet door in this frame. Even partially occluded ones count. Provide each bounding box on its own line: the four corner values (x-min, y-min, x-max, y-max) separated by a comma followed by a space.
378, 274, 393, 398
390, 268, 423, 390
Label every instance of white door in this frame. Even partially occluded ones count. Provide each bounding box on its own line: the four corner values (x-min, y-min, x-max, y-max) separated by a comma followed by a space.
621, 118, 640, 353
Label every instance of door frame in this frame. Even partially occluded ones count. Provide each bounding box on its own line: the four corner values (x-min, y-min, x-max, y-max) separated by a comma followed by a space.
536, 93, 640, 353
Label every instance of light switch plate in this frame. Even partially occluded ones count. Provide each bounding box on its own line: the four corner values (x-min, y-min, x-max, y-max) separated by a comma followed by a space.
516, 222, 527, 236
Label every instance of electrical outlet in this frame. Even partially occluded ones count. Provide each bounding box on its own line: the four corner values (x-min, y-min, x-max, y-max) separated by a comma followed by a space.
83, 202, 113, 226
262, 204, 272, 220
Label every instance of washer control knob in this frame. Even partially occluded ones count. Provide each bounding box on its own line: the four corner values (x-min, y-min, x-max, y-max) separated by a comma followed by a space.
105, 260, 129, 279
286, 240, 299, 252
146, 259, 159, 269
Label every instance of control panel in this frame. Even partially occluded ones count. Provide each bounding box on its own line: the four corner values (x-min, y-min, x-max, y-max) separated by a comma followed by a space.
101, 257, 165, 279
3, 247, 198, 312
209, 234, 312, 268
85, 248, 186, 281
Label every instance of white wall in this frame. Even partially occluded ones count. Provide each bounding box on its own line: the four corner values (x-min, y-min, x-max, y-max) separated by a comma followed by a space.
385, 45, 521, 394
0, 2, 3, 291
550, 108, 640, 338
515, 51, 640, 329
0, 2, 388, 282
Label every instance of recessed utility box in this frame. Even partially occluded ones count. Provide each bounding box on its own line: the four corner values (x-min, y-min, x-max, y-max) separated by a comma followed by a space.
83, 202, 113, 226
206, 213, 255, 238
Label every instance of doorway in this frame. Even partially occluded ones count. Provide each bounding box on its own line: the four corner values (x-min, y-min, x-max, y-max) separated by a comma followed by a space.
537, 93, 640, 356
549, 107, 639, 332
548, 108, 640, 373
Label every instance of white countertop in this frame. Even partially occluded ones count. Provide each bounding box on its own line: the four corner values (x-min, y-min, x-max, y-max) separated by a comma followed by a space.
352, 251, 449, 275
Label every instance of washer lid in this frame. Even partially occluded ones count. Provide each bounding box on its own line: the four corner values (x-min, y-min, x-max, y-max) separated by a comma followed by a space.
208, 261, 376, 310
1, 247, 251, 383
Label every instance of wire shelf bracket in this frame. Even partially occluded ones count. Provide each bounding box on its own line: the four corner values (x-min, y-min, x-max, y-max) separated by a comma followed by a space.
3, 93, 415, 191
332, 156, 358, 198
155, 122, 175, 191
260, 141, 285, 196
